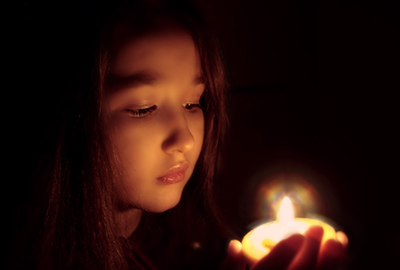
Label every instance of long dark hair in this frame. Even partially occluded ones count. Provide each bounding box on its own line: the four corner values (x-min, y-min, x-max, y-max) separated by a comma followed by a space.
9, 1, 229, 269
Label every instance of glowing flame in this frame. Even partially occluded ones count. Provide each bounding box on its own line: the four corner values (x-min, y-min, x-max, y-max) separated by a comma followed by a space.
242, 195, 338, 265
277, 196, 294, 224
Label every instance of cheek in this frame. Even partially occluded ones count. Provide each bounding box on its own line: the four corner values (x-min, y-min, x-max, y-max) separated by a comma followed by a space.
111, 122, 161, 182
189, 112, 205, 150
113, 123, 161, 169
111, 129, 162, 208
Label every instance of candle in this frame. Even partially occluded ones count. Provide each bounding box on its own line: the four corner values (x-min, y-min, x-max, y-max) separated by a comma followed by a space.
242, 196, 337, 265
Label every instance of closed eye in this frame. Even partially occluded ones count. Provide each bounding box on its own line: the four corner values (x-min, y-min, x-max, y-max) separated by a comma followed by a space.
183, 103, 202, 112
124, 105, 157, 118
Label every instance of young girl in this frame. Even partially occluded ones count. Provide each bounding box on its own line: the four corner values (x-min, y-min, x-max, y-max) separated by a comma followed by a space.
8, 1, 346, 269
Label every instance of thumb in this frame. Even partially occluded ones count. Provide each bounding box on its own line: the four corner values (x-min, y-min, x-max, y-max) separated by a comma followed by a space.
219, 240, 247, 270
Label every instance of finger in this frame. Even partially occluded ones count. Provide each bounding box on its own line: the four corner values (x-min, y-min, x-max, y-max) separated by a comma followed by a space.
317, 239, 344, 270
251, 234, 304, 270
336, 231, 348, 250
219, 240, 246, 270
288, 225, 324, 270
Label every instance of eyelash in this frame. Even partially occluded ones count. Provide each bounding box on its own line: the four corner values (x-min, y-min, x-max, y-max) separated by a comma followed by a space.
124, 103, 202, 118
124, 106, 157, 118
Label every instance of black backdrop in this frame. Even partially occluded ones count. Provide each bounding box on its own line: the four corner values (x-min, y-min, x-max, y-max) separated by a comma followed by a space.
4, 0, 399, 269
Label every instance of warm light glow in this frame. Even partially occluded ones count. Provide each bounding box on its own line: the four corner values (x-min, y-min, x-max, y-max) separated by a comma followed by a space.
251, 168, 325, 222
241, 196, 337, 265
277, 196, 294, 224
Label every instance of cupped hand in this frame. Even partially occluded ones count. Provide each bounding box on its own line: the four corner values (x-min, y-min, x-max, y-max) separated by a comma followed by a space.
253, 226, 347, 270
220, 226, 348, 270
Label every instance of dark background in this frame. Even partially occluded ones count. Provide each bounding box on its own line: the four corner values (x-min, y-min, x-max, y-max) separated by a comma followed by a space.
4, 0, 399, 269
197, 1, 399, 268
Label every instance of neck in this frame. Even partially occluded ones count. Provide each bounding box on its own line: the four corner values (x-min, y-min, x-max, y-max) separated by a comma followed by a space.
116, 207, 143, 238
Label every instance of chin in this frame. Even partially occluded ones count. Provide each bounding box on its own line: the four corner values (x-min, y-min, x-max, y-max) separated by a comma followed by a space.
146, 202, 179, 213
143, 194, 182, 213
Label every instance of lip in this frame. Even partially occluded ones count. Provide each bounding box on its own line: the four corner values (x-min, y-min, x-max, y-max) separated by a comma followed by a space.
157, 163, 189, 184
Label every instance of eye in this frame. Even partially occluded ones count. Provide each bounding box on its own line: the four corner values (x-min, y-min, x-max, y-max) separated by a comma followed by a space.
183, 103, 202, 112
124, 105, 157, 118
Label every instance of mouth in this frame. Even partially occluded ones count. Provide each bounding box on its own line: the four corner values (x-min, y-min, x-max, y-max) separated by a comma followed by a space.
157, 163, 189, 184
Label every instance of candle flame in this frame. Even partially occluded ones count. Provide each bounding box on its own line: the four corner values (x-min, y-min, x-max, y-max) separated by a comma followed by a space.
277, 196, 294, 224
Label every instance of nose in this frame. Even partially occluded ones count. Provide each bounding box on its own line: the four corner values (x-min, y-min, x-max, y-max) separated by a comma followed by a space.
161, 111, 195, 154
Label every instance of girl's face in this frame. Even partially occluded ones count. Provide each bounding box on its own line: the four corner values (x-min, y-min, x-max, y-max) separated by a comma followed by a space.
106, 26, 205, 213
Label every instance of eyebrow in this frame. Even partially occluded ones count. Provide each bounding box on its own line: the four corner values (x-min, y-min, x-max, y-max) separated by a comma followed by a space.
106, 71, 161, 92
105, 71, 205, 93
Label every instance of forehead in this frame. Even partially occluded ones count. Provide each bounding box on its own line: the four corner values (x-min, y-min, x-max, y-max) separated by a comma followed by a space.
111, 26, 202, 78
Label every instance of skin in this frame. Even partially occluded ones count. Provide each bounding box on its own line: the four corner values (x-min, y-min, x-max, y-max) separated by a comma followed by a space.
221, 226, 348, 270
106, 25, 205, 237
